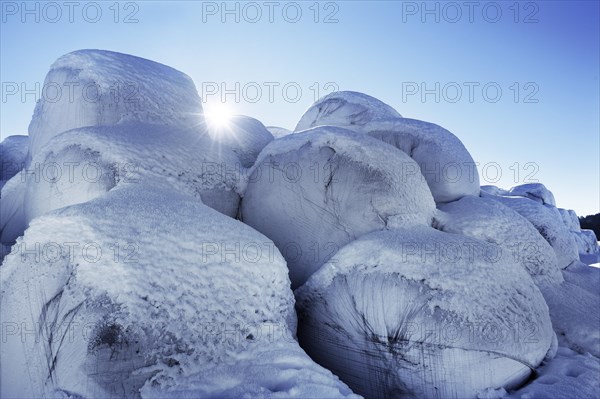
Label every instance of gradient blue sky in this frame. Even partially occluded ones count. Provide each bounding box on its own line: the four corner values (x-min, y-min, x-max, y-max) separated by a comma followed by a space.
1, 1, 598, 215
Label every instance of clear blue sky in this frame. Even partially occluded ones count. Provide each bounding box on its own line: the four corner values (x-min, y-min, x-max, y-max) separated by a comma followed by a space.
1, 1, 598, 215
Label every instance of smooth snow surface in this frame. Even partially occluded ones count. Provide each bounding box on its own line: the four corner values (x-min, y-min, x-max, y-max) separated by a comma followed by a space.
266, 126, 292, 139
241, 126, 435, 288
27, 49, 203, 161
296, 226, 554, 399
206, 115, 274, 168
294, 91, 402, 132
435, 195, 563, 285
0, 186, 357, 399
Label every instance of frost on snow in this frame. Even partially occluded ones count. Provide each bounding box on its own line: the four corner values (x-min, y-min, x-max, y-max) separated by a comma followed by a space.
2, 49, 599, 399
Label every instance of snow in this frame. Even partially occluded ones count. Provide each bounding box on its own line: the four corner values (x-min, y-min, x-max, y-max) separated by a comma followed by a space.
294, 91, 402, 132
0, 123, 242, 248
481, 185, 510, 196
0, 186, 357, 399
435, 195, 563, 285
0, 135, 28, 187
507, 346, 600, 399
295, 226, 555, 399
27, 49, 203, 161
482, 193, 579, 269
241, 126, 435, 288
266, 126, 292, 139
206, 115, 274, 168
558, 208, 581, 232
508, 183, 556, 206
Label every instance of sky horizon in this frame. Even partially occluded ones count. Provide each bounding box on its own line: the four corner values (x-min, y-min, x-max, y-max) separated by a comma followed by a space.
1, 1, 598, 216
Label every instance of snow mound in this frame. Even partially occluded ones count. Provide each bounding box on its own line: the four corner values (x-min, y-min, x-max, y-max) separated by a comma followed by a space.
241, 126, 435, 288
1, 135, 28, 186
1, 123, 241, 245
28, 49, 203, 160
483, 194, 579, 268
206, 115, 274, 168
435, 196, 563, 285
295, 226, 555, 399
508, 183, 556, 206
266, 126, 292, 139
294, 91, 401, 132
0, 186, 357, 399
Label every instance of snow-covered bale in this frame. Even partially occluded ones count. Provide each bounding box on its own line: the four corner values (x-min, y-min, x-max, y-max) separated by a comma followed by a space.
294, 91, 401, 132
206, 115, 274, 168
295, 226, 555, 399
0, 186, 357, 399
435, 195, 563, 285
509, 183, 556, 206
1, 123, 241, 246
362, 118, 481, 203
558, 208, 581, 232
483, 194, 579, 268
27, 49, 203, 160
266, 126, 292, 139
481, 185, 509, 196
574, 229, 600, 255
0, 135, 28, 185
241, 126, 435, 288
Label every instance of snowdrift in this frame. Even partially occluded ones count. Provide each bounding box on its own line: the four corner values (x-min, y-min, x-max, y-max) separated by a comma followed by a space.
435, 195, 563, 285
27, 49, 203, 161
241, 126, 435, 288
0, 186, 357, 399
266, 126, 292, 139
509, 183, 556, 206
295, 226, 555, 399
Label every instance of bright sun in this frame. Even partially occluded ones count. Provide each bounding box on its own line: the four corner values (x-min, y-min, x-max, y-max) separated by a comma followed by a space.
204, 103, 232, 131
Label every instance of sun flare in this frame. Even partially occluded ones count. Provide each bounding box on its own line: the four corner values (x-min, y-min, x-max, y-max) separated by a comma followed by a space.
204, 103, 232, 131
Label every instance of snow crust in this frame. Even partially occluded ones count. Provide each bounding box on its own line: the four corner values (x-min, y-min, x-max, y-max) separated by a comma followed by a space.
0, 135, 28, 186
241, 126, 435, 288
266, 126, 292, 139
508, 183, 556, 206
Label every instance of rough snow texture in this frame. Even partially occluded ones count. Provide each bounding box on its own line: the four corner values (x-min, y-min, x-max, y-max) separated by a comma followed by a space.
435, 195, 563, 285
295, 226, 555, 399
0, 124, 241, 247
241, 126, 435, 288
1, 135, 28, 186
294, 91, 402, 132
508, 183, 556, 206
0, 186, 357, 399
483, 194, 579, 268
539, 263, 600, 358
507, 346, 600, 399
574, 230, 600, 256
266, 126, 292, 139
27, 49, 203, 160
206, 115, 274, 168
